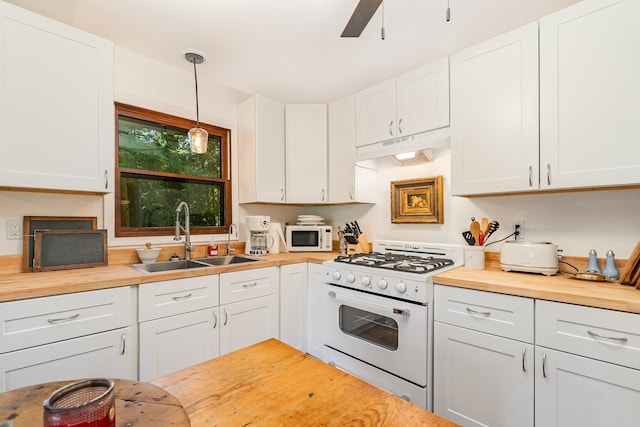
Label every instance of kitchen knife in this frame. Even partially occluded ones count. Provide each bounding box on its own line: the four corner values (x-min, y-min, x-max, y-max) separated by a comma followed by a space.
351, 222, 359, 237
344, 223, 353, 234
354, 221, 362, 236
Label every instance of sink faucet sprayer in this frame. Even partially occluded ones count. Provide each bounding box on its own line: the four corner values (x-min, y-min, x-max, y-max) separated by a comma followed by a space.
174, 202, 194, 260
227, 223, 237, 255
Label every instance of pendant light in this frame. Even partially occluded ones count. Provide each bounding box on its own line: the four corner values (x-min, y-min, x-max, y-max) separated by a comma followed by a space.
184, 50, 208, 154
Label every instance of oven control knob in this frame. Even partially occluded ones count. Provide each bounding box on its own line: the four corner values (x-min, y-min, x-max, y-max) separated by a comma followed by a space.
377, 279, 388, 289
361, 276, 371, 287
332, 271, 341, 280
395, 282, 407, 293
346, 273, 356, 283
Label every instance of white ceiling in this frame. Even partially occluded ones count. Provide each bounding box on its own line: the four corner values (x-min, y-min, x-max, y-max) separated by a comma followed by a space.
5, 0, 580, 104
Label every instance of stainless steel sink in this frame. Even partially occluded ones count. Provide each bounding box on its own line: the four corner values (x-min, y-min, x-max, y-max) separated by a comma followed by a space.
129, 255, 261, 273
192, 255, 261, 266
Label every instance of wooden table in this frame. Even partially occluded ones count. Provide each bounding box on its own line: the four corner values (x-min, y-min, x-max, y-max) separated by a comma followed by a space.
151, 339, 458, 426
0, 379, 189, 426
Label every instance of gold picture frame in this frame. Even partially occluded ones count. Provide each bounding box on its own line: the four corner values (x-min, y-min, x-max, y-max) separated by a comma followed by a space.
390, 176, 444, 224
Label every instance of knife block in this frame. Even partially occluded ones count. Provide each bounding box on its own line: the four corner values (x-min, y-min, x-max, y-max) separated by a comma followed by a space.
357, 234, 371, 254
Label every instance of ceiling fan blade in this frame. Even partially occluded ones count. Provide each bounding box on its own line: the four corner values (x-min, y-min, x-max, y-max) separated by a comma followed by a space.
341, 0, 384, 38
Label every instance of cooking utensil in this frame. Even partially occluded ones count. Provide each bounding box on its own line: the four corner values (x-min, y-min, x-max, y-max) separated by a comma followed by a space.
344, 234, 358, 244
461, 231, 475, 246
485, 221, 500, 242
354, 221, 362, 236
478, 230, 485, 246
481, 217, 489, 235
469, 219, 480, 246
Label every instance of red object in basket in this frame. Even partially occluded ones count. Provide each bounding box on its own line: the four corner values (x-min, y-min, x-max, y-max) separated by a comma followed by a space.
43, 379, 115, 427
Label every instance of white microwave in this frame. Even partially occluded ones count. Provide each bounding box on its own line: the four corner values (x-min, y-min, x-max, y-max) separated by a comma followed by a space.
286, 225, 333, 252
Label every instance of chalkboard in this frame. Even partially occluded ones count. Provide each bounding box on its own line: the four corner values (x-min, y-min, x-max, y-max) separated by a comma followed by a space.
33, 229, 107, 272
22, 216, 97, 272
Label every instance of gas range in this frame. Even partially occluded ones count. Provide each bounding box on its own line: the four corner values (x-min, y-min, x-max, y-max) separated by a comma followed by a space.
323, 240, 463, 304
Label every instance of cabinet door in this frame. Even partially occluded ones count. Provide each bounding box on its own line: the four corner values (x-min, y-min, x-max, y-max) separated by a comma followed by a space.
539, 0, 640, 189
535, 347, 640, 427
279, 263, 308, 351
237, 95, 286, 203
219, 295, 278, 356
434, 322, 534, 427
450, 22, 539, 196
396, 57, 449, 137
139, 308, 219, 381
328, 95, 376, 204
0, 327, 133, 392
306, 263, 326, 359
0, 2, 114, 193
285, 104, 328, 203
355, 78, 396, 147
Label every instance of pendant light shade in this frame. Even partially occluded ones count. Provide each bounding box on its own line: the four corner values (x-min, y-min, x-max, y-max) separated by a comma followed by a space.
184, 50, 208, 154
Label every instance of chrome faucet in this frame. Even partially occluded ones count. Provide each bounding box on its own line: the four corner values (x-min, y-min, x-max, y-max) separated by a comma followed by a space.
227, 223, 237, 255
174, 202, 194, 260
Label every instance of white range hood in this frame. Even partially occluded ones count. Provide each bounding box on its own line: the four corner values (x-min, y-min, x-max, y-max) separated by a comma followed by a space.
355, 127, 450, 167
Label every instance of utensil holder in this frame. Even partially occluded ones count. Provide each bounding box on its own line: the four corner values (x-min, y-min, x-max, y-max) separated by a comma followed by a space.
464, 246, 485, 270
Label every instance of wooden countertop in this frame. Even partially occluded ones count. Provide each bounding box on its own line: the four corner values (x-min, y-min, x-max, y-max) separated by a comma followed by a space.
151, 338, 458, 427
435, 263, 640, 314
0, 252, 336, 302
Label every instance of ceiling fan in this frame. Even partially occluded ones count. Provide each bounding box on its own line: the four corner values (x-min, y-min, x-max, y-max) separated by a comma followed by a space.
341, 0, 384, 38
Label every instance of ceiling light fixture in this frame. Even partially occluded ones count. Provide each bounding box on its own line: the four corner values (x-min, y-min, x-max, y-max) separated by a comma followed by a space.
393, 149, 434, 166
184, 50, 208, 154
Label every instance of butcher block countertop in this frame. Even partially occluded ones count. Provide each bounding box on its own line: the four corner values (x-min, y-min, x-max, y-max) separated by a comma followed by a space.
151, 338, 458, 427
435, 257, 640, 314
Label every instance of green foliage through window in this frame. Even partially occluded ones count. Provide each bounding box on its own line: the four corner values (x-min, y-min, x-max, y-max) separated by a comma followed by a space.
115, 103, 231, 237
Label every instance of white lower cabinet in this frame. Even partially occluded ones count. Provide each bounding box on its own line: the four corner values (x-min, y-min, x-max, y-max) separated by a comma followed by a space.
219, 267, 279, 356
535, 300, 640, 427
0, 327, 132, 392
0, 287, 135, 392
138, 276, 219, 381
279, 263, 308, 352
306, 263, 326, 359
434, 285, 534, 427
138, 308, 219, 381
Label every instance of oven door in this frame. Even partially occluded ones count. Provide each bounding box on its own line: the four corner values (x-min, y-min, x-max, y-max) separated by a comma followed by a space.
324, 284, 428, 386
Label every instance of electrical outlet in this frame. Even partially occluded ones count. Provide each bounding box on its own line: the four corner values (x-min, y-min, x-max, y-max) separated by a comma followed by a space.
6, 220, 22, 240
512, 220, 525, 240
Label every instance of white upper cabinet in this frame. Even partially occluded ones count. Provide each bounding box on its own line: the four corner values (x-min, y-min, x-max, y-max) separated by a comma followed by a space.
355, 57, 449, 148
450, 23, 539, 196
0, 1, 114, 193
285, 104, 328, 203
328, 95, 376, 204
539, 0, 640, 190
237, 95, 286, 203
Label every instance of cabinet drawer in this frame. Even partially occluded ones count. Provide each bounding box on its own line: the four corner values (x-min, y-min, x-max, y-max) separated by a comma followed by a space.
139, 276, 219, 322
0, 287, 131, 353
536, 300, 640, 370
434, 285, 534, 343
220, 267, 278, 305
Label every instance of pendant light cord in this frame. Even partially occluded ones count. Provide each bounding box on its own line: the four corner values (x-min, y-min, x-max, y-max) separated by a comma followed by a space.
192, 59, 201, 127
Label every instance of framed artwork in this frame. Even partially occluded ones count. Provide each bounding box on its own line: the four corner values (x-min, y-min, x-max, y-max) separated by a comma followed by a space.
390, 176, 444, 224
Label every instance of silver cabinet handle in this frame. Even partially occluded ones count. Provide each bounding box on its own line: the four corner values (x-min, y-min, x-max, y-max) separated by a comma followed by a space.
328, 291, 336, 298
349, 188, 354, 200
398, 118, 403, 135
546, 164, 551, 185
172, 293, 193, 301
47, 313, 80, 323
212, 311, 217, 329
389, 120, 394, 136
242, 282, 258, 288
522, 348, 526, 372
120, 333, 126, 355
280, 188, 285, 201
223, 309, 228, 326
322, 188, 325, 201
104, 170, 109, 189
466, 307, 491, 317
587, 330, 628, 343
542, 352, 548, 378
528, 166, 533, 187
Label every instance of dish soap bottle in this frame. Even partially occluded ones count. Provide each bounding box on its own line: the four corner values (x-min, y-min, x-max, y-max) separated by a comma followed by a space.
586, 249, 601, 274
603, 250, 619, 280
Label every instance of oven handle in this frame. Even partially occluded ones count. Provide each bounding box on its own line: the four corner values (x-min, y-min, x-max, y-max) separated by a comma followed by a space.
328, 290, 411, 317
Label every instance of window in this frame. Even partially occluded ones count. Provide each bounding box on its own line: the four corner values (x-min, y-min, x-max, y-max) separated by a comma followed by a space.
115, 103, 231, 238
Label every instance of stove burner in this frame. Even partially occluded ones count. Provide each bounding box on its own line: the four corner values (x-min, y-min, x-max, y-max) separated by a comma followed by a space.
334, 252, 454, 274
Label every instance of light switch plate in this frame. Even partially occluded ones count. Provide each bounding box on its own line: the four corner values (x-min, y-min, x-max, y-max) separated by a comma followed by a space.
6, 220, 22, 239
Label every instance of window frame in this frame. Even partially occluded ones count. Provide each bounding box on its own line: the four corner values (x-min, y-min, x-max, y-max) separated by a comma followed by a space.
114, 102, 232, 238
